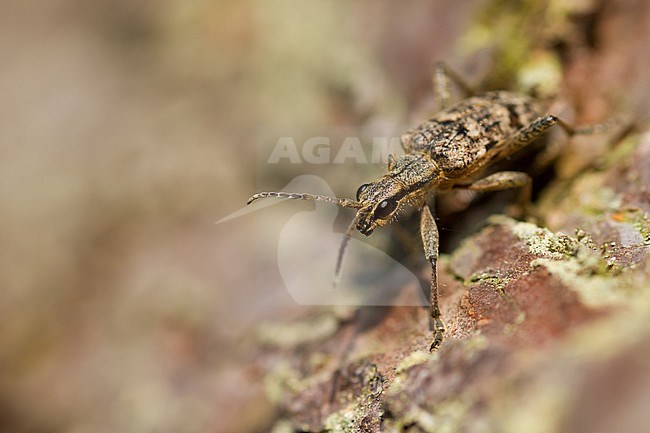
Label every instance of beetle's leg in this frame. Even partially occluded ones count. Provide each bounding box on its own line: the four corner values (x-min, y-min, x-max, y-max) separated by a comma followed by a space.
433, 62, 476, 110
486, 115, 560, 161
489, 114, 619, 163
420, 204, 445, 351
455, 171, 533, 217
554, 116, 623, 136
531, 115, 629, 173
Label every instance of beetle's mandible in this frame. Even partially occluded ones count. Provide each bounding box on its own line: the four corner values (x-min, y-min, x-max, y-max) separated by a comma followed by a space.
248, 63, 603, 351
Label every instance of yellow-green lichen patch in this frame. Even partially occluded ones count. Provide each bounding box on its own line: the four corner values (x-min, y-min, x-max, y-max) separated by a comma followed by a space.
381, 396, 476, 433
263, 360, 309, 405
323, 403, 358, 433
265, 358, 383, 432
256, 313, 339, 348
468, 271, 510, 289
531, 258, 625, 308
524, 222, 629, 308
394, 350, 432, 376
323, 362, 383, 433
388, 350, 440, 393
507, 219, 579, 260
384, 337, 495, 432
517, 50, 562, 97
404, 398, 473, 433
458, 0, 572, 92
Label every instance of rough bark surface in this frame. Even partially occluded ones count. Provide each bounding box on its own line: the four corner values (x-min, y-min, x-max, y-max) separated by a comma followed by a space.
259, 1, 650, 432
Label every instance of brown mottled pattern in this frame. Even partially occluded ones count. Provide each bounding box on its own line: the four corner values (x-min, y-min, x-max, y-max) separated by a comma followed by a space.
400, 91, 543, 176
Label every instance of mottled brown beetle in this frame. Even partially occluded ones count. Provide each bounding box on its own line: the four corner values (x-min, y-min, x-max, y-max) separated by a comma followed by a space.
248, 63, 606, 351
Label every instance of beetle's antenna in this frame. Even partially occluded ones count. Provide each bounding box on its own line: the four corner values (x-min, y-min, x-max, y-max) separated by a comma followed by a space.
333, 213, 360, 290
248, 191, 363, 289
248, 191, 363, 209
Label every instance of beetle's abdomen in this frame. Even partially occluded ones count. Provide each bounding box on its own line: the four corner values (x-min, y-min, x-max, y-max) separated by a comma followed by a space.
400, 91, 544, 176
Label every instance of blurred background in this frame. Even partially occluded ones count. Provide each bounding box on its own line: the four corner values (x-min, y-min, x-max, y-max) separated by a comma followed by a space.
1, 1, 648, 432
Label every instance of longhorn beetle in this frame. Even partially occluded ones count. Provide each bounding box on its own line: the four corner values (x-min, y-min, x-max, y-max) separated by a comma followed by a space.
248, 63, 608, 351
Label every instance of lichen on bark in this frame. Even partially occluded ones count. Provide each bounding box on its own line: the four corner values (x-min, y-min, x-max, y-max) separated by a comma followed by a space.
258, 1, 650, 431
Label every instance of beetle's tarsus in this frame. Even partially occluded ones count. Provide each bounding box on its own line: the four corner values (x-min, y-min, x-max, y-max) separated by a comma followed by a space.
429, 319, 446, 352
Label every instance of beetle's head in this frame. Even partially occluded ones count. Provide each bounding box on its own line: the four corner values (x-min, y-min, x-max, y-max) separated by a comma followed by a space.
355, 154, 440, 235
354, 177, 408, 236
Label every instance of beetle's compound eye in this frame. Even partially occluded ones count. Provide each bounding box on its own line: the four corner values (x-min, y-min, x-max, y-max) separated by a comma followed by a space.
373, 198, 398, 220
356, 183, 370, 201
